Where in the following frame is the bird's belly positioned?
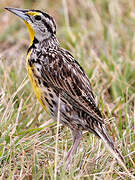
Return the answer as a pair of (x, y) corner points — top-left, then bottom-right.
(26, 55), (90, 130)
(26, 66), (89, 130)
(26, 65), (89, 130)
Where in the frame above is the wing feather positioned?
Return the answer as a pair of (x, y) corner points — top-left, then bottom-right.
(40, 48), (104, 124)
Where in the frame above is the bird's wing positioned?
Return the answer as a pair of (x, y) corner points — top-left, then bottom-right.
(40, 48), (104, 124)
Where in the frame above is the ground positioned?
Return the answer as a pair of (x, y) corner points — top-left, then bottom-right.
(0, 0), (135, 179)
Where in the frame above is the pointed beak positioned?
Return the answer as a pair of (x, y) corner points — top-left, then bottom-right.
(5, 7), (29, 22)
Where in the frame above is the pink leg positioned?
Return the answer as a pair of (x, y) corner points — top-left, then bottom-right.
(66, 130), (82, 170)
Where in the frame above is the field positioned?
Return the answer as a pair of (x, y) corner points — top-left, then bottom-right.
(0, 0), (135, 179)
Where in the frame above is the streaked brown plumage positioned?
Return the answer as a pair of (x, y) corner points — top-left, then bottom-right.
(5, 7), (124, 169)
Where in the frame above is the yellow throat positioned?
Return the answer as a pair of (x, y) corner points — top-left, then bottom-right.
(24, 21), (35, 45)
(24, 12), (41, 45)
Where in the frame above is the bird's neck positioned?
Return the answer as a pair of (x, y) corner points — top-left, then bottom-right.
(27, 35), (59, 54)
(39, 35), (59, 49)
(27, 37), (39, 54)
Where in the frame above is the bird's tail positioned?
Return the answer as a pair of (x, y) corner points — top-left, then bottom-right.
(94, 123), (135, 179)
(94, 123), (124, 163)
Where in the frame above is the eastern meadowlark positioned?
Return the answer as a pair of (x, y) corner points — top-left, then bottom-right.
(5, 7), (124, 169)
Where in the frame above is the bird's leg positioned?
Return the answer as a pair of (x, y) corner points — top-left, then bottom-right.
(66, 130), (82, 170)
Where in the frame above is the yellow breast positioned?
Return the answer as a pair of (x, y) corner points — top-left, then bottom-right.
(26, 50), (49, 113)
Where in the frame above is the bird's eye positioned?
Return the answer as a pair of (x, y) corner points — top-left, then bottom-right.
(35, 15), (41, 21)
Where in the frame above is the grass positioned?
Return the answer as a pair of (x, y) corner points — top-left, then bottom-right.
(0, 0), (135, 179)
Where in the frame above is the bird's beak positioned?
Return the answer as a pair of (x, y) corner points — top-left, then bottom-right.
(5, 7), (29, 22)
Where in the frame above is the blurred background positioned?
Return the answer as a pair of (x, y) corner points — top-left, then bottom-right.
(0, 0), (135, 179)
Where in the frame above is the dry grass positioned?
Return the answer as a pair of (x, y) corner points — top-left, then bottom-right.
(0, 0), (135, 179)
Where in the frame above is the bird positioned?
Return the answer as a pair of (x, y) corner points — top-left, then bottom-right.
(5, 7), (124, 169)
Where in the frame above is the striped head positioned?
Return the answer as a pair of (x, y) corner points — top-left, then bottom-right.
(5, 7), (56, 42)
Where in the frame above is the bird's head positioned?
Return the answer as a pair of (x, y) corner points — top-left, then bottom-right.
(5, 7), (56, 43)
